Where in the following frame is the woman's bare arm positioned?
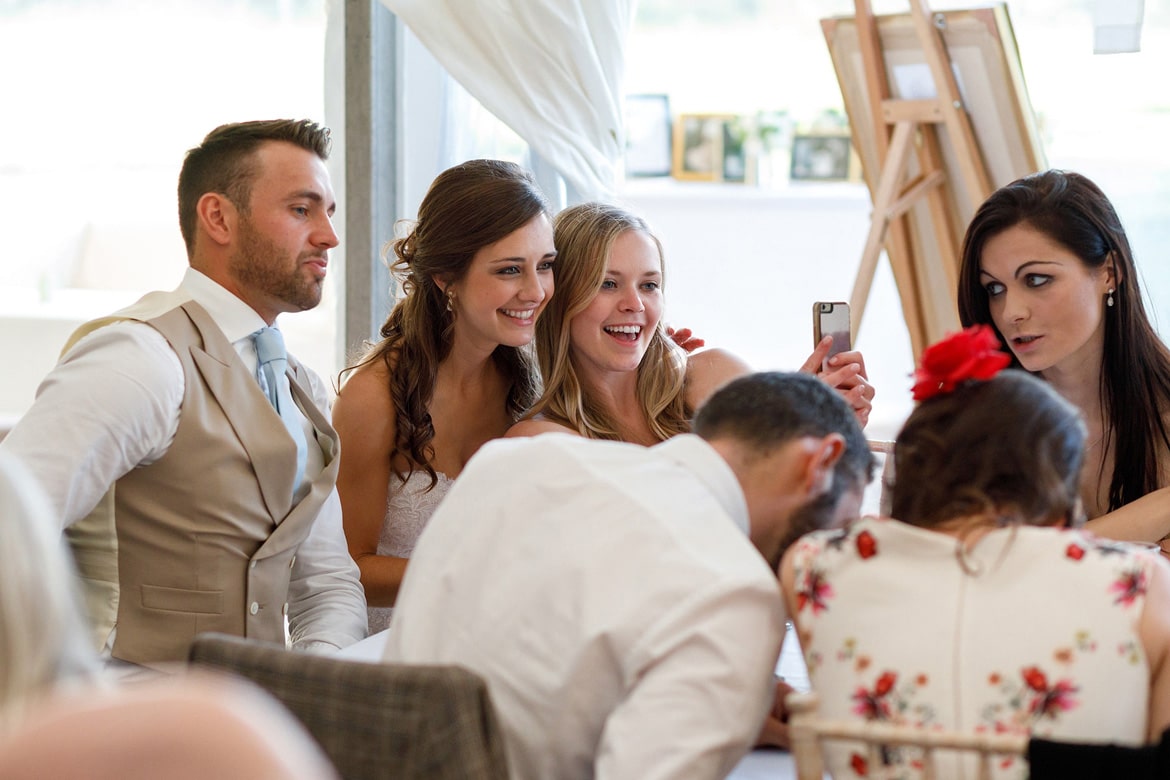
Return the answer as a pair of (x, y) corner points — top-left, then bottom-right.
(1083, 488), (1170, 544)
(332, 361), (408, 608)
(1141, 555), (1170, 740)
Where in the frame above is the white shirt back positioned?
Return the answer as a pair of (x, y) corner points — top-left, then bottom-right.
(385, 433), (786, 780)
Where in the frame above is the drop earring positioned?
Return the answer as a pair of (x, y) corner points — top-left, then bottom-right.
(446, 289), (456, 312)
(1107, 288), (1115, 308)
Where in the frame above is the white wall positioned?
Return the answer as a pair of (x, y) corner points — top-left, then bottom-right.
(619, 178), (915, 441)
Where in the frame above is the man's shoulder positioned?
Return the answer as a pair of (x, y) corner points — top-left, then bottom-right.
(61, 290), (187, 356)
(472, 433), (647, 473)
(114, 289), (192, 321)
(443, 435), (653, 516)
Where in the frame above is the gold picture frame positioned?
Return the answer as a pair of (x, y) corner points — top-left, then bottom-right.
(790, 134), (857, 182)
(671, 113), (735, 182)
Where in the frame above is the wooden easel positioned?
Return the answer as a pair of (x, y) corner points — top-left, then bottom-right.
(847, 0), (994, 358)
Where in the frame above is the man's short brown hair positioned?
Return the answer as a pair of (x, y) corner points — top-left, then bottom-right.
(176, 119), (331, 255)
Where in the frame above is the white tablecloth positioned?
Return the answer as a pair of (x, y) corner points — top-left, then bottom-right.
(339, 623), (809, 779)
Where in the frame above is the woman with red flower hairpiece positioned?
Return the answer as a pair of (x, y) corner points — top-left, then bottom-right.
(910, 324), (1012, 401)
(957, 170), (1170, 549)
(779, 330), (1170, 779)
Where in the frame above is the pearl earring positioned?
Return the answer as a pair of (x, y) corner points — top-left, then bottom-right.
(446, 289), (455, 312)
(1107, 288), (1115, 308)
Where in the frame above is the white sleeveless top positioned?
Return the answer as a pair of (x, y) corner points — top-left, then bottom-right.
(367, 469), (455, 634)
(789, 516), (1155, 780)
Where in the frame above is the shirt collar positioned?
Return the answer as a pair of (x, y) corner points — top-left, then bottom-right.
(652, 434), (750, 536)
(179, 268), (269, 344)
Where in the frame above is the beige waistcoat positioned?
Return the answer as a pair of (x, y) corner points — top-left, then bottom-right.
(64, 299), (339, 666)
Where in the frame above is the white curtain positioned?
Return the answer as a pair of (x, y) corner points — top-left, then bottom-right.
(381, 0), (634, 202)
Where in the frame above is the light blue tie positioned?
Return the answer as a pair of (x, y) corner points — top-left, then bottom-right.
(253, 326), (307, 500)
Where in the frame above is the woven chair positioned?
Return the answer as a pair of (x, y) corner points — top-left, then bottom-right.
(188, 632), (509, 780)
(787, 690), (1027, 780)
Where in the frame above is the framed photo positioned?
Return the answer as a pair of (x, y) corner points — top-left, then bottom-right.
(623, 93), (673, 177)
(721, 120), (747, 183)
(672, 113), (734, 182)
(789, 134), (854, 181)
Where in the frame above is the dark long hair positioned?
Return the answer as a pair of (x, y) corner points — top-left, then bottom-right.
(342, 159), (549, 487)
(957, 169), (1170, 511)
(891, 371), (1085, 528)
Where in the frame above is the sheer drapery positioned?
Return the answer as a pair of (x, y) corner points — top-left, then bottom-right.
(381, 0), (634, 202)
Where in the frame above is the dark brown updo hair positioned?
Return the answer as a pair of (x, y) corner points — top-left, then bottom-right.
(891, 371), (1086, 529)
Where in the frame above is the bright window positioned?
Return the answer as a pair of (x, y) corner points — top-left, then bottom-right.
(0, 0), (332, 418)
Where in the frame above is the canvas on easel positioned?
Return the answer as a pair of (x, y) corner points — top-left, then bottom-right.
(822, 1), (1045, 357)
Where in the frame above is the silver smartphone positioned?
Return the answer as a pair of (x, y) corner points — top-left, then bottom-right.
(813, 301), (851, 358)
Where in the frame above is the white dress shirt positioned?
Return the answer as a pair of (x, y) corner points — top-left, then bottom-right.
(0, 268), (366, 653)
(384, 433), (786, 780)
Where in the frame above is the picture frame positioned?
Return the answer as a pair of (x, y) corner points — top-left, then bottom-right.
(823, 5), (1044, 218)
(623, 93), (673, 178)
(789, 134), (854, 182)
(721, 119), (748, 183)
(672, 113), (734, 182)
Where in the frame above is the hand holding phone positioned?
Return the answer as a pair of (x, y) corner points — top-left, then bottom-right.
(813, 301), (851, 358)
(810, 300), (872, 427)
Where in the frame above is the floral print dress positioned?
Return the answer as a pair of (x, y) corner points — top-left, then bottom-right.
(790, 516), (1155, 779)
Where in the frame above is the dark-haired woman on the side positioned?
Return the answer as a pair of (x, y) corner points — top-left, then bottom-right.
(957, 169), (1170, 547)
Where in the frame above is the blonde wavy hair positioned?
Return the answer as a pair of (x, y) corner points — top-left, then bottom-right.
(0, 453), (97, 732)
(524, 202), (689, 441)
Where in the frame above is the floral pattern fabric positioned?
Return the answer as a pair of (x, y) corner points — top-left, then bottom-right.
(791, 517), (1154, 780)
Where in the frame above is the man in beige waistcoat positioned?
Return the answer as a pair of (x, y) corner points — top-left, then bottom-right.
(0, 119), (367, 669)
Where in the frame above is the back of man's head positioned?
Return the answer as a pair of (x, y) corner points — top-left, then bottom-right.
(693, 372), (874, 525)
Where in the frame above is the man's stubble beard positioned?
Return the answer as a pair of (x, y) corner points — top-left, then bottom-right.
(768, 492), (845, 573)
(230, 216), (324, 314)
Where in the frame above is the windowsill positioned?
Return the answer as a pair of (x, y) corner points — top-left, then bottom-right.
(617, 175), (870, 205)
(0, 284), (340, 418)
(0, 286), (144, 320)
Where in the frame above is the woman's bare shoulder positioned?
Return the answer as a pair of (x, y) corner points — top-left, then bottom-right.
(504, 417), (579, 439)
(333, 355), (396, 434)
(685, 348), (753, 409)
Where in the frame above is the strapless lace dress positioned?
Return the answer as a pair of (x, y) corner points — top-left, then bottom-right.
(367, 469), (455, 634)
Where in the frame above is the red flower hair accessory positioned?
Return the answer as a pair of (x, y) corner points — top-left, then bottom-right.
(911, 325), (1011, 401)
